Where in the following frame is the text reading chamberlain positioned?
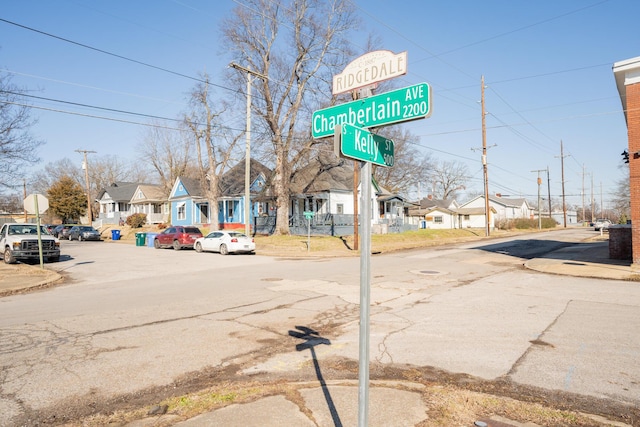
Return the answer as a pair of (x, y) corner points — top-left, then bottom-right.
(312, 83), (431, 139)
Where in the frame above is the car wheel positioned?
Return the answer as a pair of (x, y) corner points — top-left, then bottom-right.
(219, 244), (228, 255)
(4, 248), (16, 264)
(154, 239), (161, 249)
(195, 242), (203, 253)
(78, 235), (83, 242)
(173, 240), (181, 251)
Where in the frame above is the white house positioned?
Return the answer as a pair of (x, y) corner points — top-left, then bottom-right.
(461, 194), (532, 227)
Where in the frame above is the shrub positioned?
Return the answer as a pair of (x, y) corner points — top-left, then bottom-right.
(126, 213), (147, 228)
(498, 218), (557, 230)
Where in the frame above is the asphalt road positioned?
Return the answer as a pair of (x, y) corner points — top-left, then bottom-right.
(1, 228), (639, 426)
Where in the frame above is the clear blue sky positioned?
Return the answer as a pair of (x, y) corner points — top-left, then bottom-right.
(2, 0), (638, 212)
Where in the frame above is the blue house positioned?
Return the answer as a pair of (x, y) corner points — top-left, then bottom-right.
(168, 159), (273, 228)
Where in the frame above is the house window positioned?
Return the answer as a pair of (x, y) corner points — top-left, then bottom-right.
(228, 202), (234, 218)
(434, 216), (443, 224)
(464, 215), (470, 220)
(177, 203), (186, 220)
(336, 203), (344, 214)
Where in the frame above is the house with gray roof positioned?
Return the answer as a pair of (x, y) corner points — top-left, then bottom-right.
(460, 194), (532, 228)
(168, 159), (273, 228)
(96, 182), (168, 225)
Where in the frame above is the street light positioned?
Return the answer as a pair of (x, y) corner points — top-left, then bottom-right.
(230, 62), (267, 236)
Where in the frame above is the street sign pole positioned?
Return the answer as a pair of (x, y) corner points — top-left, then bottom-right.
(358, 159), (371, 427)
(34, 194), (44, 268)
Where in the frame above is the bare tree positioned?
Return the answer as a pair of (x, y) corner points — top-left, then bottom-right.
(137, 121), (196, 196)
(31, 155), (154, 218)
(185, 73), (241, 230)
(372, 127), (433, 197)
(89, 155), (151, 195)
(0, 73), (43, 191)
(222, 0), (358, 234)
(31, 158), (83, 195)
(612, 167), (630, 222)
(429, 160), (471, 200)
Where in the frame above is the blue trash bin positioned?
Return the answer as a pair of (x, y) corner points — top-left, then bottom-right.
(111, 229), (121, 241)
(146, 232), (158, 248)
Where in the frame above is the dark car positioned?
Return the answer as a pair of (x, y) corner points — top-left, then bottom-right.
(154, 226), (203, 250)
(52, 224), (74, 240)
(68, 225), (101, 241)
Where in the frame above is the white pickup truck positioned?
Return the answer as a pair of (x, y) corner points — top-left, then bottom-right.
(1, 223), (61, 264)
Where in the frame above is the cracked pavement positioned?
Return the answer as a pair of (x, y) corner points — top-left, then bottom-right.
(1, 229), (639, 425)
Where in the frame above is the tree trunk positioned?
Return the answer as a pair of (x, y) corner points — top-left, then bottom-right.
(274, 155), (290, 235)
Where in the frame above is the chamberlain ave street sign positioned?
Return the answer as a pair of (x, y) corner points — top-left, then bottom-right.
(312, 82), (431, 139)
(335, 124), (394, 167)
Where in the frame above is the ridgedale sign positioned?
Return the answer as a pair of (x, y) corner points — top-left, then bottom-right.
(332, 50), (407, 95)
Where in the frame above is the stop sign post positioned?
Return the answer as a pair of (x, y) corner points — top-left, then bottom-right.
(24, 194), (49, 215)
(23, 194), (49, 268)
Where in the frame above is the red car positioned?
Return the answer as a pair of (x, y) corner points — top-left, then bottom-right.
(154, 226), (203, 250)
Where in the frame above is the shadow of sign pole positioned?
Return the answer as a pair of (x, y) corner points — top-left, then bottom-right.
(289, 326), (342, 427)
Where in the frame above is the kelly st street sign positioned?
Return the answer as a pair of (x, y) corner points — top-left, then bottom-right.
(334, 124), (394, 167)
(312, 82), (431, 139)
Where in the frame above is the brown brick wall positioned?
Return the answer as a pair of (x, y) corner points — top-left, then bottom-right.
(628, 83), (640, 264)
(609, 225), (632, 260)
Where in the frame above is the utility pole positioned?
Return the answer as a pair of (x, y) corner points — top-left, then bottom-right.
(591, 173), (595, 222)
(546, 166), (552, 218)
(481, 76), (490, 236)
(76, 149), (96, 224)
(558, 141), (567, 228)
(230, 62), (267, 236)
(582, 164), (586, 224)
(532, 169), (545, 229)
(23, 179), (27, 223)
(600, 181), (604, 220)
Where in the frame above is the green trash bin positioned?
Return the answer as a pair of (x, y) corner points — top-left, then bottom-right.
(135, 232), (147, 247)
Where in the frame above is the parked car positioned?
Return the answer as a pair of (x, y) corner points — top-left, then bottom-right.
(594, 219), (612, 231)
(68, 226), (101, 241)
(194, 230), (255, 255)
(1, 223), (60, 264)
(43, 224), (56, 235)
(52, 224), (75, 240)
(154, 226), (203, 250)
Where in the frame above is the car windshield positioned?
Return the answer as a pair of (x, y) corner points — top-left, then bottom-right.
(79, 226), (94, 231)
(8, 225), (49, 235)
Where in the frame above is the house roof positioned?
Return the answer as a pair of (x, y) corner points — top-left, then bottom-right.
(220, 158), (273, 197)
(461, 194), (530, 209)
(290, 155), (354, 194)
(171, 159), (273, 200)
(408, 206), (456, 217)
(176, 176), (206, 199)
(457, 206), (497, 215)
(130, 184), (166, 204)
(417, 197), (457, 210)
(97, 182), (140, 202)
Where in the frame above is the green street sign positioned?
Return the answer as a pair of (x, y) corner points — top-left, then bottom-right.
(312, 82), (431, 139)
(335, 124), (394, 167)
